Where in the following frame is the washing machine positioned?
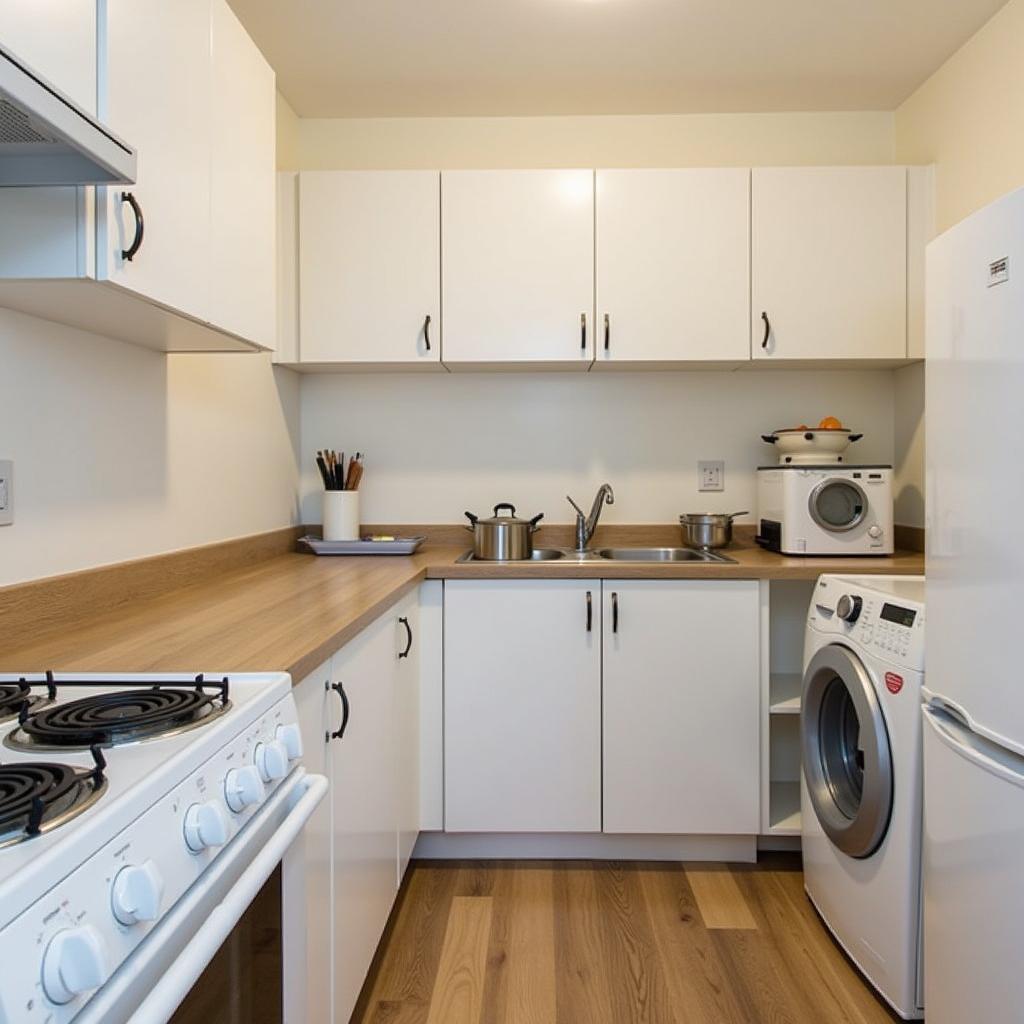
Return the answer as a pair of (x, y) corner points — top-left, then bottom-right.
(801, 574), (926, 1020)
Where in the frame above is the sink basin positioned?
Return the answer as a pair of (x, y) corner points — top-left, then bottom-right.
(456, 547), (565, 563)
(594, 547), (735, 563)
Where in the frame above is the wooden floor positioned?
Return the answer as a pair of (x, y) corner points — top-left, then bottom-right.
(352, 856), (903, 1024)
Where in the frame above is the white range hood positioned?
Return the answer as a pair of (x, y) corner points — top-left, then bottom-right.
(0, 42), (135, 186)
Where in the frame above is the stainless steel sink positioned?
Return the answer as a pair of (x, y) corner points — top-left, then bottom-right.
(456, 546), (735, 564)
(594, 546), (735, 563)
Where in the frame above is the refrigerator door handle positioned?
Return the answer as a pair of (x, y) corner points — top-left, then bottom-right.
(924, 706), (1024, 790)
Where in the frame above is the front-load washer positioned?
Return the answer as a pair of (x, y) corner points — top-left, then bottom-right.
(757, 465), (894, 555)
(801, 574), (926, 1020)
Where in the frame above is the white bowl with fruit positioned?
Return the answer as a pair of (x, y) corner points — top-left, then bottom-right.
(761, 417), (863, 464)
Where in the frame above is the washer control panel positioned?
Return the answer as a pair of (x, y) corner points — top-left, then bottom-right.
(810, 576), (925, 672)
(0, 693), (302, 1022)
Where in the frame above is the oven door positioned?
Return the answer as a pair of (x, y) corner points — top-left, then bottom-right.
(76, 769), (327, 1024)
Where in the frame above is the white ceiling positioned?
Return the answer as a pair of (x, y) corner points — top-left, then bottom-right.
(230, 0), (1007, 118)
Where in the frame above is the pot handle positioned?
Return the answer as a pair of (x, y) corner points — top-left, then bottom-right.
(529, 512), (545, 531)
(761, 434), (778, 444)
(492, 503), (517, 517)
(464, 511), (478, 532)
(727, 511), (750, 519)
(848, 433), (863, 443)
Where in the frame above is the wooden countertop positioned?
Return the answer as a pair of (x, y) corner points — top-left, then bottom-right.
(0, 528), (923, 684)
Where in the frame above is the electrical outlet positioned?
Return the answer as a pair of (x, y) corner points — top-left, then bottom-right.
(698, 460), (724, 492)
(0, 460), (12, 526)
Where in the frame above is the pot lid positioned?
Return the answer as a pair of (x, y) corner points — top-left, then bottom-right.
(466, 503), (544, 527)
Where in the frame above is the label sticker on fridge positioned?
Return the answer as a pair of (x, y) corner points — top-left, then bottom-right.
(988, 257), (1009, 287)
(885, 672), (904, 694)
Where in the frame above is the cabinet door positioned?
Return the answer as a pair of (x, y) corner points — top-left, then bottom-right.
(441, 170), (594, 367)
(596, 169), (750, 365)
(98, 0), (211, 320)
(393, 592), (420, 883)
(3, 0), (96, 112)
(603, 581), (760, 834)
(331, 613), (398, 1024)
(444, 580), (601, 831)
(208, 0), (276, 347)
(752, 166), (907, 360)
(283, 662), (333, 1024)
(299, 171), (441, 365)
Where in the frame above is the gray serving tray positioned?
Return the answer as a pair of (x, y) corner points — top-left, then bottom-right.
(300, 535), (426, 556)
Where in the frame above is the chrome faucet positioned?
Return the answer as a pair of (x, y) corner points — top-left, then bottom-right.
(567, 483), (615, 552)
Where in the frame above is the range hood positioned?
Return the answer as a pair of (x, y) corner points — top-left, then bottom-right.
(0, 43), (136, 186)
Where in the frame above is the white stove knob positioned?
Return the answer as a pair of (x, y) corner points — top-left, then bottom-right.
(42, 925), (107, 1004)
(276, 722), (303, 761)
(868, 525), (883, 539)
(224, 765), (265, 813)
(184, 800), (229, 852)
(255, 740), (289, 782)
(111, 859), (165, 926)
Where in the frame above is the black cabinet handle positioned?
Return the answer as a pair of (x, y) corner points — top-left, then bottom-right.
(612, 591), (619, 634)
(580, 312), (587, 351)
(330, 681), (350, 740)
(586, 591), (593, 633)
(423, 314), (431, 351)
(604, 313), (610, 352)
(398, 616), (413, 658)
(761, 311), (771, 350)
(120, 191), (144, 262)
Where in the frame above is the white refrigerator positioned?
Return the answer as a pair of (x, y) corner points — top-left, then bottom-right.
(923, 185), (1024, 1022)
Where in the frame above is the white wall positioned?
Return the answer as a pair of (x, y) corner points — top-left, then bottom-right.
(300, 370), (895, 526)
(0, 310), (301, 587)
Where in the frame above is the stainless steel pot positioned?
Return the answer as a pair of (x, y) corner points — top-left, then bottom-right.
(464, 503), (544, 560)
(679, 511), (748, 550)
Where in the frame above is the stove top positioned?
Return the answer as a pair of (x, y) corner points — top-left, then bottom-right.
(5, 676), (230, 751)
(0, 680), (54, 724)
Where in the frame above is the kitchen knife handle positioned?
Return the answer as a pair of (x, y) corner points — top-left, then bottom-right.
(612, 591), (619, 634)
(398, 616), (413, 658)
(761, 310), (771, 350)
(330, 681), (350, 741)
(423, 314), (431, 351)
(586, 591), (593, 633)
(604, 313), (610, 352)
(120, 191), (145, 262)
(581, 312), (587, 352)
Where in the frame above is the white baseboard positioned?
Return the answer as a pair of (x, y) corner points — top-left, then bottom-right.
(411, 831), (758, 862)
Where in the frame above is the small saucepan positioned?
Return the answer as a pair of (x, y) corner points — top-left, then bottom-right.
(679, 511), (748, 551)
(464, 503), (545, 560)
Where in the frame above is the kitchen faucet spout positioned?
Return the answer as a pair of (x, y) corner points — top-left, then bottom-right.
(567, 483), (615, 552)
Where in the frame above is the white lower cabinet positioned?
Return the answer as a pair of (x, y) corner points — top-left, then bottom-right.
(602, 581), (761, 834)
(443, 579), (602, 831)
(286, 592), (422, 1024)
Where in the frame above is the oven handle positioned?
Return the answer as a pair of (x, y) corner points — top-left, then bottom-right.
(123, 770), (328, 1024)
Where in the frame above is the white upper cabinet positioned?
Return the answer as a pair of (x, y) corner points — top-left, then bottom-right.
(441, 170), (595, 369)
(596, 169), (751, 366)
(99, 0), (212, 322)
(208, 0), (276, 347)
(297, 171), (440, 366)
(751, 166), (908, 361)
(444, 580), (602, 831)
(602, 581), (761, 835)
(3, 0), (96, 112)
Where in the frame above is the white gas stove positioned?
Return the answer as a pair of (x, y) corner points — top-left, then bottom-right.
(0, 672), (326, 1024)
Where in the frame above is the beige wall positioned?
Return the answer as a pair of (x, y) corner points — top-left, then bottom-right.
(276, 91), (300, 170)
(896, 0), (1024, 234)
(297, 111), (895, 169)
(0, 311), (301, 587)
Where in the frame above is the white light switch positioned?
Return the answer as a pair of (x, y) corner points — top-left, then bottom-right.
(698, 460), (724, 492)
(0, 460), (12, 526)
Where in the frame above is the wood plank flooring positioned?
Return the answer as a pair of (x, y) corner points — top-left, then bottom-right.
(353, 856), (903, 1024)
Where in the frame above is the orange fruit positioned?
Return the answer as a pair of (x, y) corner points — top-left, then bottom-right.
(818, 416), (843, 430)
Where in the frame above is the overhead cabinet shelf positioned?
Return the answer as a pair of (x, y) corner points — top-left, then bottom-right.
(0, 0), (276, 353)
(277, 165), (931, 371)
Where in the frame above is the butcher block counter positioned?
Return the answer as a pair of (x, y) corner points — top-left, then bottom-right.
(0, 525), (924, 684)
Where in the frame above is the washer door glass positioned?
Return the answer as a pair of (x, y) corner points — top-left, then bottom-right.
(802, 644), (893, 858)
(809, 479), (867, 533)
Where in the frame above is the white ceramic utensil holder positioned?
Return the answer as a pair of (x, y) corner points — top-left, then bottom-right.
(323, 491), (360, 542)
